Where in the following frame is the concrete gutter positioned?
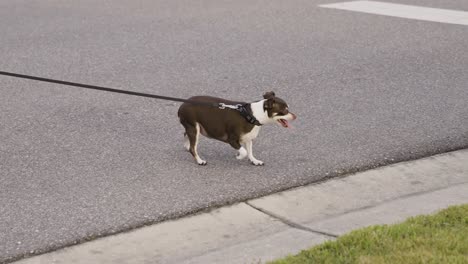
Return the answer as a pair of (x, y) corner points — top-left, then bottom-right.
(14, 149), (468, 264)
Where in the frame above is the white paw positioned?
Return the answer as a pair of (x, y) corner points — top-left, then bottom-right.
(250, 159), (264, 166)
(197, 160), (207, 166)
(236, 148), (247, 160)
(184, 140), (190, 151)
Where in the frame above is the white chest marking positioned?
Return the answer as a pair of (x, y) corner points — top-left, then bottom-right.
(240, 126), (261, 143)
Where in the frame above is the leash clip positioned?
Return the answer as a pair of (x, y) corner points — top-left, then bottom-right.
(218, 103), (242, 110)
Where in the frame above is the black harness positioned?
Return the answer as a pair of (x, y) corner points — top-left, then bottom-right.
(238, 104), (262, 126)
(219, 103), (262, 126)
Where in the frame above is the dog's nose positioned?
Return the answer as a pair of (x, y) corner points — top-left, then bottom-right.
(291, 113), (297, 120)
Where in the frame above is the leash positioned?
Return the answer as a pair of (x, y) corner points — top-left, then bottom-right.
(0, 70), (262, 126)
(0, 70), (218, 107)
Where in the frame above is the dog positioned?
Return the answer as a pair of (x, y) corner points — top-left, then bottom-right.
(177, 91), (296, 165)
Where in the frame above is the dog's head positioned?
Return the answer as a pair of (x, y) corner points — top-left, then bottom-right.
(263, 91), (297, 128)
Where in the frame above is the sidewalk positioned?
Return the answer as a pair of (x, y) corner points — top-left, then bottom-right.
(15, 149), (468, 264)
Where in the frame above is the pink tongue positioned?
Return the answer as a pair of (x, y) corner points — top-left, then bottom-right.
(283, 119), (294, 129)
(282, 120), (289, 128)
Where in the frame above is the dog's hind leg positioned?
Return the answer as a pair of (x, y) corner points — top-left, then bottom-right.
(185, 123), (207, 165)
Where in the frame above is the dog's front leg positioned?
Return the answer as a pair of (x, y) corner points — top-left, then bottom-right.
(236, 147), (248, 160)
(245, 140), (264, 166)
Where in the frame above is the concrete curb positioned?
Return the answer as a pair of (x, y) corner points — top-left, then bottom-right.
(15, 149), (468, 264)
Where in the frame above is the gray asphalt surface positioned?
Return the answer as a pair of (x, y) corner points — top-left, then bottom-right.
(1, 0), (467, 262)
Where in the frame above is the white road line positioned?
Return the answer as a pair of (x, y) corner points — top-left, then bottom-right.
(320, 1), (468, 26)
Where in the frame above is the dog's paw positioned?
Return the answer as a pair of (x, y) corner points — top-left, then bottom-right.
(236, 148), (247, 160)
(197, 160), (207, 166)
(184, 142), (190, 152)
(250, 159), (264, 166)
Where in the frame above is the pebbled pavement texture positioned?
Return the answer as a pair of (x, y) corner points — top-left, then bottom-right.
(1, 0), (468, 262)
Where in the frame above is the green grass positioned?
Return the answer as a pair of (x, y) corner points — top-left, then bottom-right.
(270, 204), (468, 264)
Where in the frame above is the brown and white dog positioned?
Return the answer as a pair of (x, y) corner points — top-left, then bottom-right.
(177, 91), (296, 165)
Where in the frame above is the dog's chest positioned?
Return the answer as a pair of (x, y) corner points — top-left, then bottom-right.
(240, 126), (261, 143)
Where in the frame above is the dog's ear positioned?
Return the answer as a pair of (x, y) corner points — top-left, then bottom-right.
(264, 95), (276, 110)
(265, 98), (275, 109)
(263, 91), (276, 99)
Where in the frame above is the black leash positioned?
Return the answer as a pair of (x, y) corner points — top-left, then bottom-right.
(0, 70), (218, 107)
(0, 70), (263, 126)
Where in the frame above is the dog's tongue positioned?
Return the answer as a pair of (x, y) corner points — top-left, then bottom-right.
(280, 119), (290, 128)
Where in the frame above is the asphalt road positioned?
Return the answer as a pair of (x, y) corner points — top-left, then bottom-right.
(1, 0), (467, 262)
